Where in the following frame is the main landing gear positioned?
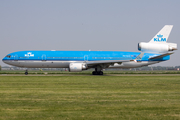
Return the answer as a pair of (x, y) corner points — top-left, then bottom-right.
(92, 71), (103, 75)
(25, 69), (28, 75)
(92, 68), (103, 75)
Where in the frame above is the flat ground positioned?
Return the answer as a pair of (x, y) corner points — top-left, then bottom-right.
(0, 76), (180, 120)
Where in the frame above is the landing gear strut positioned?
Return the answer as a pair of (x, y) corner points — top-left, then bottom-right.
(25, 69), (28, 75)
(92, 68), (103, 75)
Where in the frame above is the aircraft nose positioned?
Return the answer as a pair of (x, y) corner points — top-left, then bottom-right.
(2, 57), (6, 63)
(2, 56), (10, 63)
(2, 57), (12, 65)
(2, 54), (14, 65)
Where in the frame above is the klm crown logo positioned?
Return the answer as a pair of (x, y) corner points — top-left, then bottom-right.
(25, 52), (34, 57)
(154, 34), (166, 42)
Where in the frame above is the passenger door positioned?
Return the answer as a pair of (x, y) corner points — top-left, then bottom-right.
(42, 54), (46, 61)
(84, 55), (88, 62)
(14, 55), (18, 61)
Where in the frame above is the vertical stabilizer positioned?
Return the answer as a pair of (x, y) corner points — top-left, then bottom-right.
(149, 25), (173, 43)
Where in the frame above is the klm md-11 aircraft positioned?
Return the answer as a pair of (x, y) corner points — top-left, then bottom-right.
(2, 25), (177, 75)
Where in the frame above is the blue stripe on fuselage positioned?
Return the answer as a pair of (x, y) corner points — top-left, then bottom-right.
(2, 50), (169, 62)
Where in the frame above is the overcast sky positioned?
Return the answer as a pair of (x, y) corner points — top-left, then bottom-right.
(0, 0), (180, 66)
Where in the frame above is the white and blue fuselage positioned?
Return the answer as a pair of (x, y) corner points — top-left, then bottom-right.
(2, 50), (167, 68)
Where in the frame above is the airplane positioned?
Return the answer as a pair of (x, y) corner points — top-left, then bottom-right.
(2, 25), (177, 75)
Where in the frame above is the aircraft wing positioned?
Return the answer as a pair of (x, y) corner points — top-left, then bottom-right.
(86, 52), (144, 66)
(86, 52), (174, 65)
(149, 52), (174, 60)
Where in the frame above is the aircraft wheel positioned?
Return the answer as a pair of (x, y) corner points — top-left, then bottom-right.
(99, 71), (103, 75)
(25, 71), (28, 75)
(92, 71), (95, 75)
(92, 71), (98, 75)
(92, 71), (103, 75)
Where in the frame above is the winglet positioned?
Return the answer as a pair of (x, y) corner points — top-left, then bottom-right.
(133, 52), (144, 62)
(135, 52), (144, 60)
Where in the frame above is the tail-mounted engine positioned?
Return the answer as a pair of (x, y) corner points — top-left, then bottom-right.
(138, 42), (177, 53)
(69, 63), (88, 72)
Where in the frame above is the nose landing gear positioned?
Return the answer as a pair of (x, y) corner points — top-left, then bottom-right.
(25, 70), (28, 75)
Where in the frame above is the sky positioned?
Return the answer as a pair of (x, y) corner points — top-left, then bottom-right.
(0, 0), (180, 67)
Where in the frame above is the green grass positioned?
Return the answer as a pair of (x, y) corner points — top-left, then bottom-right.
(0, 76), (180, 120)
(1, 70), (180, 74)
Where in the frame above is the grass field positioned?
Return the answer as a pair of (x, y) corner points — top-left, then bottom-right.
(0, 76), (180, 120)
(1, 70), (180, 75)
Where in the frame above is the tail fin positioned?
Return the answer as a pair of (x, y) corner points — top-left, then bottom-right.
(149, 25), (173, 43)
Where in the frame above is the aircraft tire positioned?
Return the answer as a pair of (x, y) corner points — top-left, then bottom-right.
(92, 71), (103, 75)
(92, 71), (98, 75)
(99, 71), (103, 75)
(92, 71), (95, 75)
(25, 72), (28, 75)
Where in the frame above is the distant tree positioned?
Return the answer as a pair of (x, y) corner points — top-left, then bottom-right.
(0, 65), (1, 71)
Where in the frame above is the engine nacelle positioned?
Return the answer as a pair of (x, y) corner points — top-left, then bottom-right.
(138, 42), (177, 53)
(69, 63), (88, 72)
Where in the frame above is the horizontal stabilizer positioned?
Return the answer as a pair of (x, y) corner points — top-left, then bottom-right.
(149, 52), (174, 60)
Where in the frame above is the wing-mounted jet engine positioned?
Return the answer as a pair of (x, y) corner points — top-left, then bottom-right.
(138, 25), (177, 53)
(69, 63), (88, 72)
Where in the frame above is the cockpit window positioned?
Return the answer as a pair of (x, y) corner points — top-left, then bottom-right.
(6, 55), (11, 58)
